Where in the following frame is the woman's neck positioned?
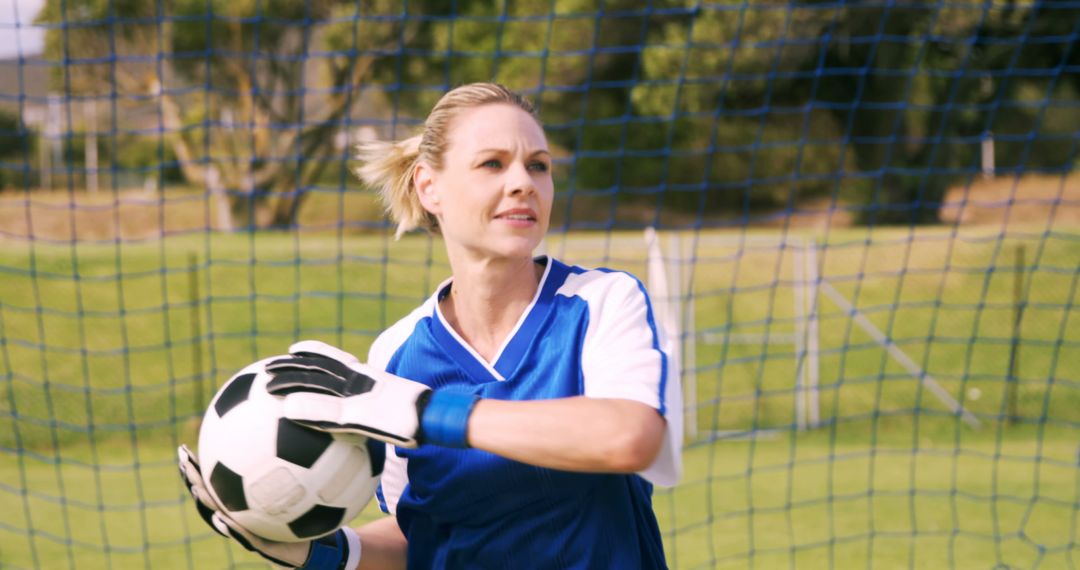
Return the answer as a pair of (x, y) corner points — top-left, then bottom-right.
(440, 254), (544, 363)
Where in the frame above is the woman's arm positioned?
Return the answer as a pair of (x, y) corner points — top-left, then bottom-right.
(355, 516), (407, 570)
(267, 343), (670, 472)
(466, 397), (665, 473)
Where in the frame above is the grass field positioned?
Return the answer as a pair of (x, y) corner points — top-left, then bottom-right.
(2, 425), (1077, 569)
(1, 220), (1079, 568)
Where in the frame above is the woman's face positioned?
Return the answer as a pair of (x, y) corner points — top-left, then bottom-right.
(416, 103), (554, 263)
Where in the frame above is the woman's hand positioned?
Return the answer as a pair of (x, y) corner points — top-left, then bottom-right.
(177, 444), (360, 569)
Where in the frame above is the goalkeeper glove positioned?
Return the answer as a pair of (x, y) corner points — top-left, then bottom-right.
(264, 340), (479, 449)
(177, 445), (360, 570)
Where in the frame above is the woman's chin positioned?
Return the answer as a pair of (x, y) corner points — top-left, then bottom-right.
(449, 232), (546, 262)
(489, 235), (545, 258)
(480, 245), (543, 263)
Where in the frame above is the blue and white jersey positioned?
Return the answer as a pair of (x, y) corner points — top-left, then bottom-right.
(368, 257), (682, 569)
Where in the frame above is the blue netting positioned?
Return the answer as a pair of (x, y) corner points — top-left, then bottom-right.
(0, 1), (1078, 568)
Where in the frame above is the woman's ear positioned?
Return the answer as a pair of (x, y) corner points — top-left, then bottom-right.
(413, 161), (442, 215)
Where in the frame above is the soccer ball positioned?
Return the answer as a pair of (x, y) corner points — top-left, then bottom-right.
(197, 356), (384, 542)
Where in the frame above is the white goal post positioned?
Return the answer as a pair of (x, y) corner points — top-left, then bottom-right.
(644, 230), (822, 439)
(642, 229), (980, 438)
(542, 229), (980, 441)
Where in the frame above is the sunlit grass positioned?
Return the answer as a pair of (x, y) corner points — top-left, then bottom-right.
(1, 224), (1078, 568)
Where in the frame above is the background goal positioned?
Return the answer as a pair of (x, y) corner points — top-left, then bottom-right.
(1, 1), (1078, 568)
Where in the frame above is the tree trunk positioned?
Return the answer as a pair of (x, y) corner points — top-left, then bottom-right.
(269, 192), (301, 230)
(228, 182), (275, 231)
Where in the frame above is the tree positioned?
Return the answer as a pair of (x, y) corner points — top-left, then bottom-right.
(378, 0), (681, 227)
(39, 0), (418, 229)
(814, 2), (984, 225)
(632, 1), (847, 221)
(971, 0), (1080, 176)
(37, 0), (669, 229)
(634, 0), (1071, 225)
(0, 108), (35, 190)
(38, 0), (1069, 228)
(816, 1), (1080, 224)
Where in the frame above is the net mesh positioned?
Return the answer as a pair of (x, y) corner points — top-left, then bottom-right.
(0, 1), (1078, 568)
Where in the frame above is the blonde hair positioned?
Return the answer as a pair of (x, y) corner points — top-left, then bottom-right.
(354, 83), (538, 238)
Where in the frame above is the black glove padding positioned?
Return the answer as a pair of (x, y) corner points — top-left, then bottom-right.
(264, 340), (432, 448)
(177, 444), (312, 568)
(265, 355), (376, 397)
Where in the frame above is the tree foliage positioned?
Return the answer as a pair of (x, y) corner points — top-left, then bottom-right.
(39, 0), (417, 228)
(0, 108), (35, 189)
(37, 0), (1078, 228)
(630, 0), (1078, 225)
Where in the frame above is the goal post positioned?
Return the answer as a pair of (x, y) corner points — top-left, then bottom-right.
(645, 230), (823, 439)
(2, 1), (1077, 568)
(792, 238), (821, 432)
(645, 229), (982, 438)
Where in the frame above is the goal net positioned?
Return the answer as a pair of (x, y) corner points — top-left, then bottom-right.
(1, 1), (1078, 568)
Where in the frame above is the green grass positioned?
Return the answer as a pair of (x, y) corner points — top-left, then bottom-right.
(1, 226), (1079, 568)
(1, 427), (1076, 569)
(656, 426), (1080, 569)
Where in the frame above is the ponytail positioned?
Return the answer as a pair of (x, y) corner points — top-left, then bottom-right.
(354, 135), (434, 239)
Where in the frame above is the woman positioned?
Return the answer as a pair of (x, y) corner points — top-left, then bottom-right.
(179, 82), (682, 569)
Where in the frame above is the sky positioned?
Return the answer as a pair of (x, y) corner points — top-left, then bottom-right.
(1, 0), (46, 59)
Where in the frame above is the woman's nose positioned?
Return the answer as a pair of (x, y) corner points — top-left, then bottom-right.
(507, 162), (535, 196)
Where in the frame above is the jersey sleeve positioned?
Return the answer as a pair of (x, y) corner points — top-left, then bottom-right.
(367, 308), (429, 515)
(578, 271), (683, 487)
(374, 445), (408, 515)
(369, 324), (410, 515)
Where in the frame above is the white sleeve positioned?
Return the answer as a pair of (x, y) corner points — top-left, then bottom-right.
(367, 312), (427, 515)
(374, 445), (408, 515)
(576, 271), (683, 487)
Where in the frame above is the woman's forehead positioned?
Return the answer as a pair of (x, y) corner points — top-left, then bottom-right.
(447, 104), (547, 153)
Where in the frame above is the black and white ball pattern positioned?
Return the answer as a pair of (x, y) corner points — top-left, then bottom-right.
(198, 356), (384, 542)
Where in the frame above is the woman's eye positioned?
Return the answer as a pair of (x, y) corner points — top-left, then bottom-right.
(528, 162), (549, 173)
(481, 159), (502, 169)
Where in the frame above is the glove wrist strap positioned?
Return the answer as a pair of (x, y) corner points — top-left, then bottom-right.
(301, 527), (360, 570)
(421, 391), (480, 448)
